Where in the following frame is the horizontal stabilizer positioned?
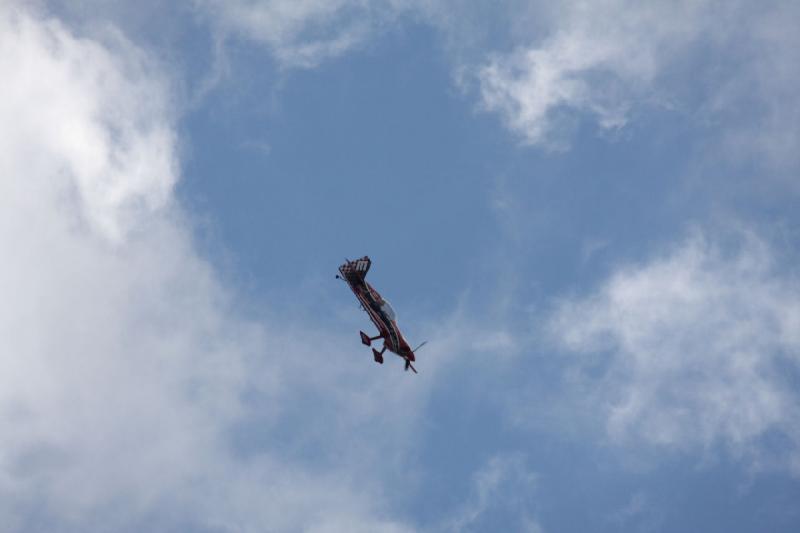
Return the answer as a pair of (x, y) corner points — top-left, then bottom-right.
(338, 256), (371, 280)
(360, 331), (372, 346)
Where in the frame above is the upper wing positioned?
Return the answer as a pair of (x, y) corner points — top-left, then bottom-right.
(338, 256), (371, 281)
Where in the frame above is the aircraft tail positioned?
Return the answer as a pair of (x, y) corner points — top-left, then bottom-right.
(338, 256), (371, 280)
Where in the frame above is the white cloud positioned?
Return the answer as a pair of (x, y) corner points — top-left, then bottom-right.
(195, 0), (381, 68)
(0, 4), (422, 531)
(60, 0), (799, 170)
(0, 4), (177, 243)
(441, 453), (541, 533)
(476, 0), (713, 147)
(704, 2), (800, 174)
(606, 492), (663, 533)
(476, 0), (800, 158)
(549, 229), (800, 471)
(191, 0), (532, 72)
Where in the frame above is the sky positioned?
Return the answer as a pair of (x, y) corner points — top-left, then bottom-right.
(1, 0), (800, 532)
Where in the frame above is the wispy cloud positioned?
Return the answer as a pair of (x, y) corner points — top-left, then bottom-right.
(55, 0), (800, 171)
(194, 0), (382, 69)
(704, 2), (800, 175)
(548, 227), (800, 471)
(475, 0), (713, 147)
(441, 453), (541, 533)
(475, 0), (800, 162)
(607, 492), (663, 533)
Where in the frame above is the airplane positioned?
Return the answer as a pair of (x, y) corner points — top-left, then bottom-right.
(337, 256), (425, 373)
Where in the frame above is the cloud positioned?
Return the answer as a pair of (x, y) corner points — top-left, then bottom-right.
(475, 0), (800, 158)
(704, 1), (800, 174)
(191, 0), (536, 71)
(475, 0), (710, 147)
(194, 0), (384, 68)
(0, 3), (177, 243)
(0, 4), (423, 531)
(64, 0), (798, 170)
(548, 228), (800, 471)
(442, 453), (541, 533)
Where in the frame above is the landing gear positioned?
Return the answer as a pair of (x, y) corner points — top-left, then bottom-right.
(360, 331), (381, 346)
(372, 347), (385, 364)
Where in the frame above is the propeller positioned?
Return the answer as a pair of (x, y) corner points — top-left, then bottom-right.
(403, 341), (426, 373)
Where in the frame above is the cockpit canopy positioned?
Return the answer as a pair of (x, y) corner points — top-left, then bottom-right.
(380, 300), (397, 321)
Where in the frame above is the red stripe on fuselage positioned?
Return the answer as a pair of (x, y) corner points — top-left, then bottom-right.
(345, 277), (404, 355)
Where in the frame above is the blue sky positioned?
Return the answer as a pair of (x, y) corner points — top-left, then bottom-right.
(2, 1), (800, 532)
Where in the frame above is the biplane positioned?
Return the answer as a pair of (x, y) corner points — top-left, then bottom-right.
(337, 256), (424, 373)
